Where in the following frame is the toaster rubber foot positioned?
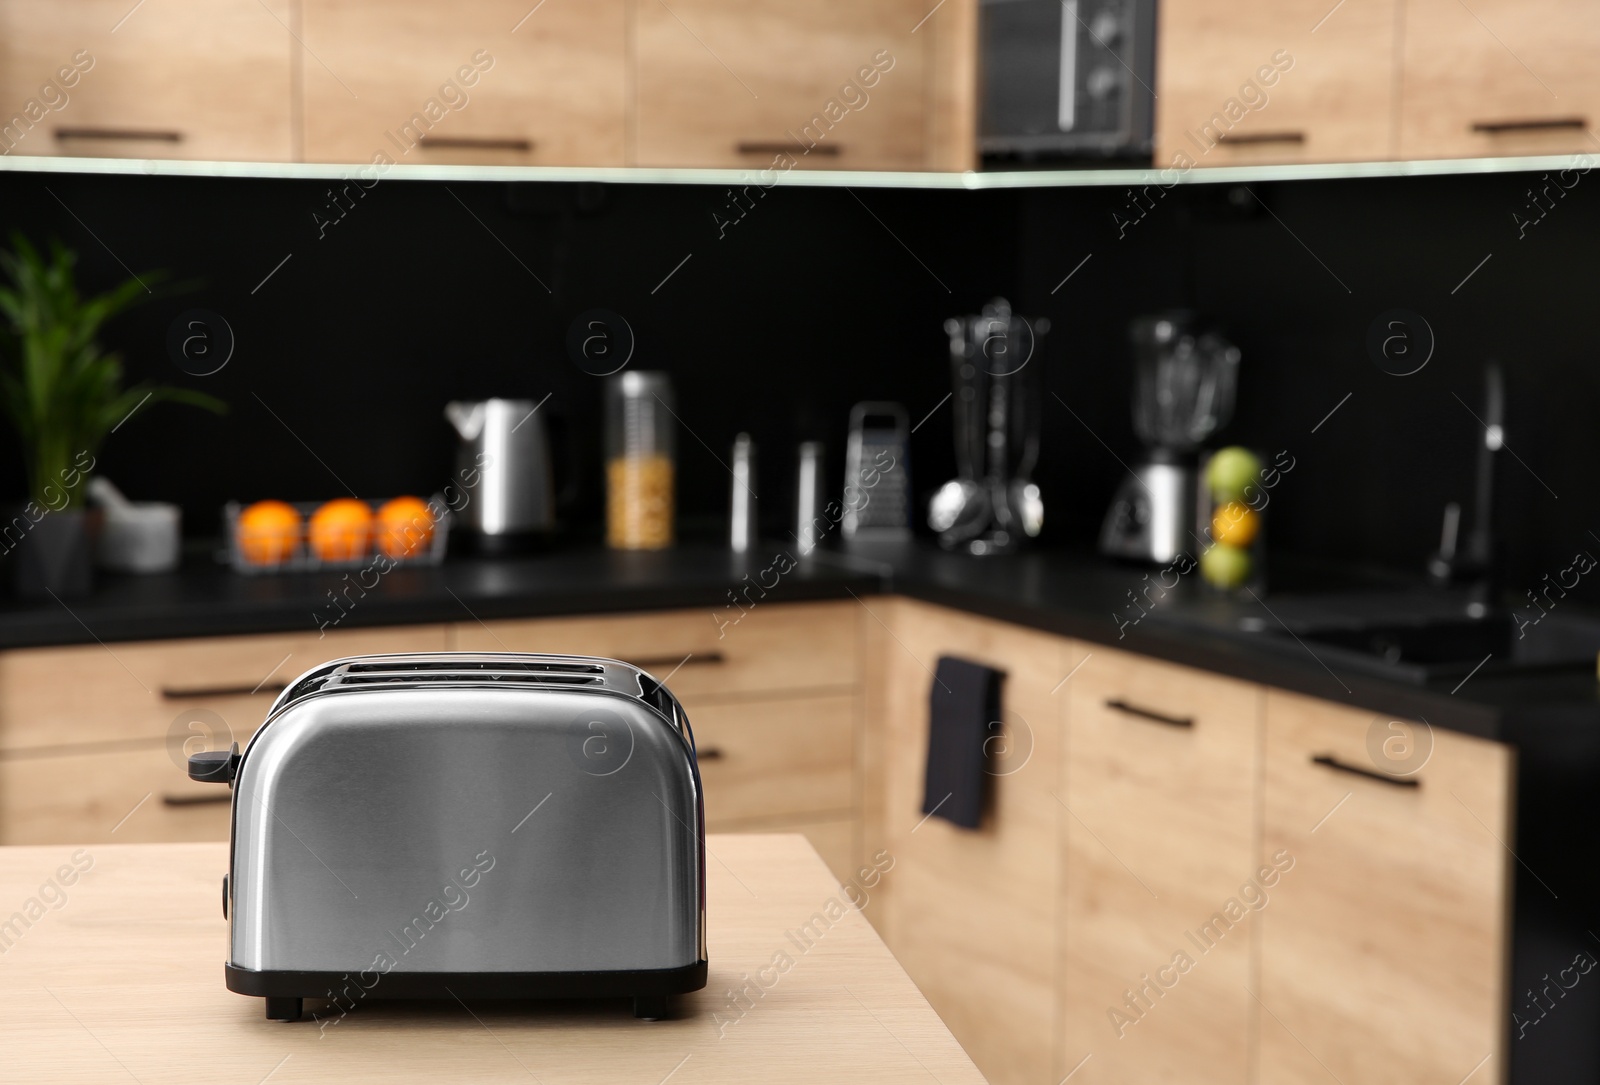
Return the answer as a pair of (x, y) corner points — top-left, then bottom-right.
(264, 997), (302, 1022)
(633, 995), (669, 1020)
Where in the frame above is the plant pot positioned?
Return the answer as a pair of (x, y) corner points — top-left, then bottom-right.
(7, 506), (93, 599)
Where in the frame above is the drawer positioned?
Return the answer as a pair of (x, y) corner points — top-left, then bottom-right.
(0, 743), (232, 844)
(692, 694), (855, 824)
(455, 601), (860, 705)
(0, 625), (449, 752)
(1259, 690), (1513, 1085)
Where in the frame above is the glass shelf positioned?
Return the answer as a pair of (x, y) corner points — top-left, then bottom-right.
(0, 151), (1585, 190)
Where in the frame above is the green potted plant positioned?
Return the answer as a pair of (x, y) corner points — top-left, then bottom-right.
(0, 233), (224, 599)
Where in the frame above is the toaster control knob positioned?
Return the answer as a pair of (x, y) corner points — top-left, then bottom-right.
(188, 742), (240, 784)
(222, 875), (229, 919)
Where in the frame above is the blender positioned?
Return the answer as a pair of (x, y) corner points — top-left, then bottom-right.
(1098, 312), (1240, 563)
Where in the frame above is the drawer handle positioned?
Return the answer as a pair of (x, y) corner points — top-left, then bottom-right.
(161, 792), (233, 807)
(1471, 117), (1587, 134)
(698, 746), (726, 761)
(55, 127), (183, 142)
(1104, 699), (1193, 728)
(418, 135), (533, 152)
(161, 682), (286, 700)
(628, 652), (726, 669)
(736, 140), (841, 156)
(1217, 130), (1306, 146)
(1310, 754), (1420, 788)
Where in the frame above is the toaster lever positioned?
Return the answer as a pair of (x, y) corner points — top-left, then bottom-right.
(188, 742), (241, 784)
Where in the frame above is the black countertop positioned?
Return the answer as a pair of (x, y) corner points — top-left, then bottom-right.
(4, 539), (1597, 743)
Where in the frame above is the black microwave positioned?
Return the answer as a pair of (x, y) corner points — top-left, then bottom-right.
(979, 0), (1157, 161)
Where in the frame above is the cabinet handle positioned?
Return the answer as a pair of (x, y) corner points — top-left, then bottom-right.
(161, 792), (233, 807)
(1471, 117), (1587, 134)
(161, 683), (286, 700)
(1104, 699), (1193, 728)
(735, 140), (841, 157)
(417, 135), (533, 152)
(628, 652), (726, 669)
(1310, 754), (1420, 788)
(1216, 130), (1306, 146)
(55, 127), (182, 142)
(697, 746), (725, 761)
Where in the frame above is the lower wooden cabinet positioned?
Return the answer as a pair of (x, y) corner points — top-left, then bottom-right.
(1060, 647), (1262, 1084)
(690, 694), (855, 825)
(864, 599), (1069, 1085)
(1258, 690), (1514, 1085)
(0, 742), (231, 844)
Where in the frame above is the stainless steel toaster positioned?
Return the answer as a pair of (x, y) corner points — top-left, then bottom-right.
(187, 652), (707, 1023)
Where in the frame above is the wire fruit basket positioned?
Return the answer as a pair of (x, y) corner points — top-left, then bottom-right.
(224, 496), (451, 575)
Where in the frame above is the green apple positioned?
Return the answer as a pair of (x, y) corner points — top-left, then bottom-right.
(1205, 446), (1262, 502)
(1201, 543), (1252, 589)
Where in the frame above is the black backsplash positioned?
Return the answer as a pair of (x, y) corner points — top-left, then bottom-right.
(0, 162), (1593, 593)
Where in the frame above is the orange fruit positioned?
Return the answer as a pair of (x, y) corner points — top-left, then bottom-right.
(308, 498), (374, 561)
(376, 495), (435, 559)
(1211, 501), (1260, 547)
(237, 500), (301, 565)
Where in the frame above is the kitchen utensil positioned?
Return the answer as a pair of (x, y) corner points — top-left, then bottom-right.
(1099, 312), (1240, 563)
(444, 397), (558, 554)
(794, 441), (825, 555)
(842, 402), (911, 542)
(729, 433), (758, 553)
(930, 298), (1049, 555)
(606, 372), (676, 550)
(87, 477), (181, 573)
(187, 651), (708, 1022)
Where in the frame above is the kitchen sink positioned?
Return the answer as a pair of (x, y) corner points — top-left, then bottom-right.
(1287, 612), (1600, 679)
(1155, 590), (1600, 684)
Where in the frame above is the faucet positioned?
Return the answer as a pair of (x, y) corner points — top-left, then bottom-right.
(1427, 362), (1502, 613)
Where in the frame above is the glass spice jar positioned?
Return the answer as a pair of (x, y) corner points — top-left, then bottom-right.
(605, 371), (675, 549)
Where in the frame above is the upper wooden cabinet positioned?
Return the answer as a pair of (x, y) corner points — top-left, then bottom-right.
(1060, 648), (1261, 1085)
(300, 0), (627, 166)
(1399, 0), (1600, 160)
(1154, 0), (1399, 167)
(1258, 690), (1513, 1085)
(633, 0), (946, 171)
(0, 0), (293, 161)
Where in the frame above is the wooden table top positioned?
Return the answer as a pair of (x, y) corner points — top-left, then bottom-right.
(0, 834), (983, 1084)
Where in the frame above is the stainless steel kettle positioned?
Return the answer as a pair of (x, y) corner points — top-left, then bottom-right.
(445, 398), (557, 553)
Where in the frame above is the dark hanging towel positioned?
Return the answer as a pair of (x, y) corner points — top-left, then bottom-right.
(921, 656), (1004, 830)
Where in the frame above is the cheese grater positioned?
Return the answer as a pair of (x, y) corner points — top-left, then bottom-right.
(842, 402), (911, 541)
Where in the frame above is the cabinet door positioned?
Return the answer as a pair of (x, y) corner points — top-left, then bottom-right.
(1154, 0), (1398, 166)
(634, 0), (928, 170)
(1400, 0), (1600, 160)
(0, 625), (449, 752)
(453, 601), (860, 709)
(1259, 690), (1513, 1085)
(0, 0), (293, 161)
(691, 694), (856, 825)
(1060, 648), (1260, 1084)
(0, 742), (231, 844)
(863, 599), (1068, 1085)
(301, 0), (625, 166)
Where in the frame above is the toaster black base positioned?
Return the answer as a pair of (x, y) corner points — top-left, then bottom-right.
(226, 961), (708, 1022)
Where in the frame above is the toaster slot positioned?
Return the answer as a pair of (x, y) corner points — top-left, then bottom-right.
(327, 671), (604, 687)
(342, 658), (605, 675)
